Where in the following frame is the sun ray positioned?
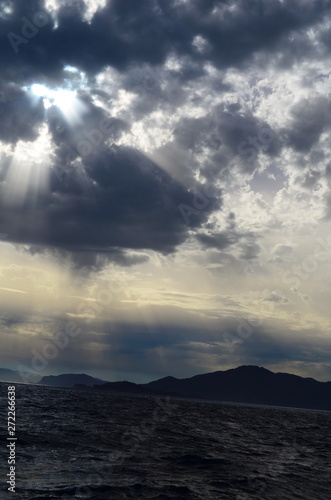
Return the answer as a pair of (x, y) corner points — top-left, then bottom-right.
(2, 125), (52, 207)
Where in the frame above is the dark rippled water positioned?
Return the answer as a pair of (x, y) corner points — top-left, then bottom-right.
(0, 382), (330, 499)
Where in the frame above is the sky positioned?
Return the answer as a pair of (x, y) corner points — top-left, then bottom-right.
(1, 0), (331, 384)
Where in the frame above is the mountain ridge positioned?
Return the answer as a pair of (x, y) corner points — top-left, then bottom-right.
(1, 365), (331, 410)
(86, 365), (331, 411)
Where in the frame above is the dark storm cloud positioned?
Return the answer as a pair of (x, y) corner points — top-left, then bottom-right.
(1, 0), (330, 86)
(0, 0), (329, 152)
(1, 0), (331, 268)
(187, 0), (331, 69)
(0, 145), (220, 258)
(173, 104), (280, 182)
(0, 24), (222, 266)
(0, 84), (44, 144)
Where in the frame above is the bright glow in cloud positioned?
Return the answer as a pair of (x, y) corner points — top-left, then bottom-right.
(30, 84), (86, 125)
(31, 83), (74, 109)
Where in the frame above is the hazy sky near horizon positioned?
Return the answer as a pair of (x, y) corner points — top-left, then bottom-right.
(1, 0), (331, 383)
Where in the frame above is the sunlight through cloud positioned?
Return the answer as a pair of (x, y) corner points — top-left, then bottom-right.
(30, 84), (87, 126)
(3, 125), (52, 207)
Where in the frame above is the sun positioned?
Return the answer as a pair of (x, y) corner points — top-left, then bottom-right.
(31, 83), (74, 108)
(30, 84), (87, 126)
(3, 82), (89, 206)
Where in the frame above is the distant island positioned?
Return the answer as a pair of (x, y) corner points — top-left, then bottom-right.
(38, 373), (106, 388)
(0, 369), (107, 387)
(1, 365), (331, 411)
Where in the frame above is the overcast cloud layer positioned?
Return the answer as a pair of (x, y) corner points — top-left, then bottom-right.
(1, 0), (331, 382)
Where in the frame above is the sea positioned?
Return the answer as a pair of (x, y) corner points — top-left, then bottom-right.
(0, 382), (330, 499)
